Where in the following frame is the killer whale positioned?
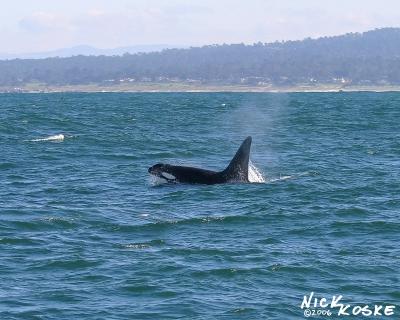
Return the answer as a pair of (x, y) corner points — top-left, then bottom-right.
(148, 136), (252, 185)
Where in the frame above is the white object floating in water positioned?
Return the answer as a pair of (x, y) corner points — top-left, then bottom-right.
(30, 134), (65, 142)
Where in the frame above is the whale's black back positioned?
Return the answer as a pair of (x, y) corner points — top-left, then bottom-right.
(148, 136), (252, 184)
(161, 166), (225, 184)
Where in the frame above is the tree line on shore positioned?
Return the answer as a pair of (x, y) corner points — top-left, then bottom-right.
(1, 28), (400, 86)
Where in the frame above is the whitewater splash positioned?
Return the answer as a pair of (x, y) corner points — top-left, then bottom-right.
(248, 161), (309, 183)
(267, 175), (294, 182)
(149, 175), (169, 186)
(29, 134), (65, 142)
(248, 161), (266, 183)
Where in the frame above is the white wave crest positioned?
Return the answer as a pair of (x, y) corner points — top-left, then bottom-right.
(267, 171), (315, 183)
(267, 175), (294, 183)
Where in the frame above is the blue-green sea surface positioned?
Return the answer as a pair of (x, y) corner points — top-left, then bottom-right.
(0, 92), (399, 319)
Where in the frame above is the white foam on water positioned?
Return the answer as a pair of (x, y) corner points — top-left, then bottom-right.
(267, 175), (294, 183)
(148, 175), (168, 186)
(266, 171), (315, 183)
(248, 162), (313, 184)
(29, 134), (65, 142)
(124, 243), (150, 249)
(248, 161), (266, 183)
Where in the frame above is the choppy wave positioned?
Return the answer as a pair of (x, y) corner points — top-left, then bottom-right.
(2, 92), (399, 319)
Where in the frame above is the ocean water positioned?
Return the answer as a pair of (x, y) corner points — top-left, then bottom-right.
(0, 92), (399, 319)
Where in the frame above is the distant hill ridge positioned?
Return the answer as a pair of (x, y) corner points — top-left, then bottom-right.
(1, 28), (400, 86)
(0, 44), (184, 60)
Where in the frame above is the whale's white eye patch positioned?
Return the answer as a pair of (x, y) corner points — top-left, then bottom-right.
(161, 172), (176, 180)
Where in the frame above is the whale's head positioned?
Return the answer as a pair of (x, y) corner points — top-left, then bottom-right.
(148, 163), (177, 182)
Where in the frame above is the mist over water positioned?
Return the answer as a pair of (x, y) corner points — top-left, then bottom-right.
(1, 92), (399, 319)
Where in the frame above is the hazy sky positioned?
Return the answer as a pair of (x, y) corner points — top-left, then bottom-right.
(1, 0), (400, 53)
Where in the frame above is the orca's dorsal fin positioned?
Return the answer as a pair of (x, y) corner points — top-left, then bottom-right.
(222, 136), (252, 182)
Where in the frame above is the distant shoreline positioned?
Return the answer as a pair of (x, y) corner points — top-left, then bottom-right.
(2, 83), (400, 93)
